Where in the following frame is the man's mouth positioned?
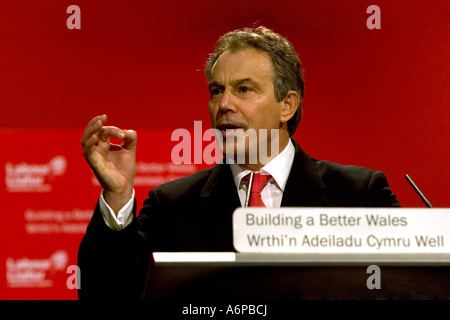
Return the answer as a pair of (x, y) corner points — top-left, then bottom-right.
(216, 124), (245, 137)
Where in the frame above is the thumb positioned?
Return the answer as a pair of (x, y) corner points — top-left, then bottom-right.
(122, 130), (137, 150)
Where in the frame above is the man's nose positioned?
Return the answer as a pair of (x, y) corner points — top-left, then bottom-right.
(218, 89), (237, 112)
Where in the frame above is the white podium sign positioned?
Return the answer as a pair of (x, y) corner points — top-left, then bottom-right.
(233, 208), (450, 253)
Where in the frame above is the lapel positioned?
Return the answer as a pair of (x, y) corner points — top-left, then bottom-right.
(281, 140), (330, 207)
(197, 163), (240, 251)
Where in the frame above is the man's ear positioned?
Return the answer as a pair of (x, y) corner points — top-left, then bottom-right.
(280, 90), (300, 124)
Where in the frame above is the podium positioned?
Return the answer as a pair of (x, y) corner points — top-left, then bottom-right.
(143, 208), (450, 300)
(143, 252), (450, 300)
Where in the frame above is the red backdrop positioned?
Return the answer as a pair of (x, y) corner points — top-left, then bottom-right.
(1, 0), (449, 299)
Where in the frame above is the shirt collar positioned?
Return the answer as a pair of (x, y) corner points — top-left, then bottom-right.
(230, 139), (295, 191)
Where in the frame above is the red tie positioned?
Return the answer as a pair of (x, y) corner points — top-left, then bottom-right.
(243, 173), (272, 207)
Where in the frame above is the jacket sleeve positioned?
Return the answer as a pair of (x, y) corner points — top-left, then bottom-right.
(366, 171), (401, 207)
(77, 200), (145, 300)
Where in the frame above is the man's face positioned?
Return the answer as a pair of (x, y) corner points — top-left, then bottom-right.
(208, 48), (288, 166)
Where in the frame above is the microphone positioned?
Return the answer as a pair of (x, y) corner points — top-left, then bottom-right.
(405, 174), (433, 208)
(244, 171), (254, 208)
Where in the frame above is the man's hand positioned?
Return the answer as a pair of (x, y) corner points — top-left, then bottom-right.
(81, 114), (137, 214)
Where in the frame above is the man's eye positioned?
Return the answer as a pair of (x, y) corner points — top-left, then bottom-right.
(210, 88), (222, 96)
(238, 86), (251, 93)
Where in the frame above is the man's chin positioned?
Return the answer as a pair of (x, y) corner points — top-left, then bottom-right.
(220, 143), (257, 165)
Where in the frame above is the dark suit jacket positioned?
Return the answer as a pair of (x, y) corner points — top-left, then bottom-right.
(77, 140), (400, 300)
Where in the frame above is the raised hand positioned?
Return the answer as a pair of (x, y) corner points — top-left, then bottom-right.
(81, 114), (137, 214)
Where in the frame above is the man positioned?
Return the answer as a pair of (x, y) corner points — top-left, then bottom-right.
(78, 26), (400, 300)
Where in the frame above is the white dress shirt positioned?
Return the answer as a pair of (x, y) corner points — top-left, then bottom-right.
(230, 139), (295, 208)
(99, 139), (295, 230)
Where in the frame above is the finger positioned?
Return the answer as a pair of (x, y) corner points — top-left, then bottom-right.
(84, 115), (107, 136)
(81, 121), (101, 145)
(87, 114), (107, 128)
(99, 126), (126, 142)
(122, 130), (137, 150)
(81, 115), (107, 145)
(82, 132), (100, 154)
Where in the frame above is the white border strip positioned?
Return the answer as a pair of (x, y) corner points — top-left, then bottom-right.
(153, 252), (236, 263)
